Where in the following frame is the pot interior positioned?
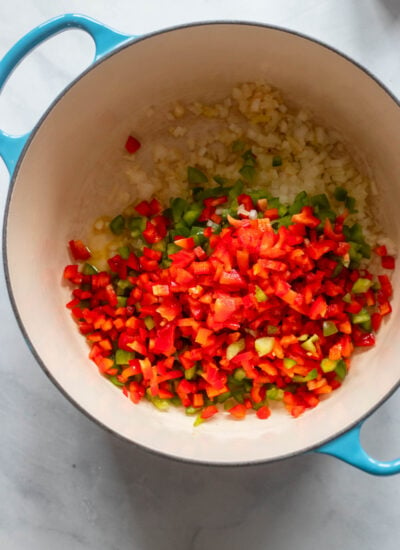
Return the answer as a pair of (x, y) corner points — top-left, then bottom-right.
(5, 23), (400, 464)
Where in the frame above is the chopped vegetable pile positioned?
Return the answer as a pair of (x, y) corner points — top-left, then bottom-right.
(64, 141), (394, 425)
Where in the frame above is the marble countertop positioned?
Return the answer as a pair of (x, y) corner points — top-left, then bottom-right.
(1, 1), (400, 549)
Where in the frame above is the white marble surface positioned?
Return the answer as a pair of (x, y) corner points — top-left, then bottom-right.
(1, 1), (400, 549)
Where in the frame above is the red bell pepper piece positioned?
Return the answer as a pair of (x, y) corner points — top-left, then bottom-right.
(309, 295), (327, 320)
(134, 200), (152, 217)
(153, 323), (176, 356)
(291, 206), (320, 228)
(256, 406), (271, 420)
(219, 269), (246, 288)
(381, 255), (395, 270)
(143, 220), (161, 244)
(149, 198), (162, 215)
(263, 208), (279, 220)
(69, 239), (91, 261)
(374, 245), (387, 257)
(371, 312), (382, 332)
(125, 135), (141, 154)
(237, 194), (254, 211)
(200, 405), (218, 420)
(228, 404), (247, 419)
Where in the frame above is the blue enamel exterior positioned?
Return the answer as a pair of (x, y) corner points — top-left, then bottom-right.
(0, 13), (131, 176)
(0, 14), (398, 475)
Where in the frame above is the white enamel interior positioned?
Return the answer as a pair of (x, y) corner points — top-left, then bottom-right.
(5, 24), (400, 464)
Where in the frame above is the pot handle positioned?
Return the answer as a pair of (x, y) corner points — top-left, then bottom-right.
(315, 421), (400, 475)
(0, 13), (132, 176)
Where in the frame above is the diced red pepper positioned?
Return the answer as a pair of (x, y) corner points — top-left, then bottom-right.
(256, 406), (271, 420)
(374, 245), (387, 257)
(135, 200), (152, 217)
(381, 255), (395, 270)
(200, 405), (218, 420)
(125, 135), (141, 154)
(69, 240), (91, 261)
(228, 404), (247, 419)
(291, 206), (320, 228)
(143, 220), (161, 244)
(153, 323), (176, 356)
(64, 188), (394, 426)
(371, 312), (382, 332)
(237, 194), (254, 211)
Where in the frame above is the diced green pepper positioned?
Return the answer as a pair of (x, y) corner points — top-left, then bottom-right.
(118, 246), (130, 259)
(267, 325), (279, 335)
(150, 396), (170, 411)
(117, 296), (127, 307)
(358, 242), (371, 259)
(174, 221), (191, 237)
(226, 339), (245, 361)
(171, 197), (188, 222)
(187, 166), (208, 185)
(323, 321), (338, 337)
(301, 334), (319, 353)
(283, 358), (296, 369)
(129, 217), (146, 231)
(266, 387), (284, 401)
(223, 397), (237, 410)
(167, 243), (181, 256)
(231, 390), (245, 404)
(255, 336), (275, 356)
(360, 318), (372, 332)
(272, 155), (282, 167)
(255, 285), (268, 303)
(352, 278), (372, 294)
(109, 214), (125, 235)
(351, 308), (371, 324)
(186, 406), (201, 415)
(232, 139), (245, 152)
(116, 279), (133, 295)
(345, 223), (364, 243)
(215, 391), (232, 403)
(82, 262), (99, 275)
(241, 149), (256, 166)
(310, 193), (331, 211)
(161, 258), (172, 268)
(239, 164), (255, 182)
(335, 359), (347, 380)
(185, 366), (197, 380)
(108, 376), (125, 387)
(115, 349), (135, 365)
(332, 262), (343, 277)
(183, 205), (203, 227)
(333, 186), (348, 201)
(233, 367), (247, 382)
(275, 215), (292, 228)
(213, 175), (228, 186)
(152, 240), (166, 253)
(321, 358), (337, 373)
(130, 228), (141, 239)
(293, 368), (318, 383)
(228, 180), (244, 200)
(345, 195), (357, 213)
(288, 191), (309, 214)
(144, 316), (155, 330)
(193, 414), (205, 426)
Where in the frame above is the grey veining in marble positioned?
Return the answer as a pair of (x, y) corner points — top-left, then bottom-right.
(1, 1), (400, 549)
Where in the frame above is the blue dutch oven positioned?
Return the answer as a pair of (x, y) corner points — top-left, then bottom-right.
(1, 14), (399, 473)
